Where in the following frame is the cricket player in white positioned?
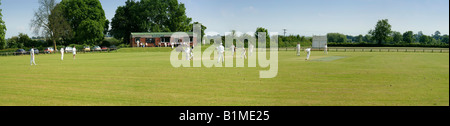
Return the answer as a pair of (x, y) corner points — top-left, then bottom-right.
(136, 40), (140, 48)
(30, 47), (37, 65)
(296, 43), (301, 56)
(60, 48), (64, 60)
(241, 46), (247, 59)
(190, 46), (194, 60)
(184, 44), (191, 60)
(305, 48), (311, 61)
(73, 46), (76, 59)
(249, 44), (254, 56)
(217, 43), (225, 63)
(324, 44), (328, 54)
(230, 44), (235, 56)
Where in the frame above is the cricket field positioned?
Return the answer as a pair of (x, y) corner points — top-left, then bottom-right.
(0, 47), (448, 106)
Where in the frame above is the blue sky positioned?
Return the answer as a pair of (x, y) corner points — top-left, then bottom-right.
(1, 0), (449, 38)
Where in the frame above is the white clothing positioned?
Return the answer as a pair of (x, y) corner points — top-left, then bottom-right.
(30, 49), (34, 57)
(241, 47), (247, 59)
(296, 44), (301, 56)
(61, 48), (64, 60)
(217, 45), (225, 63)
(305, 48), (311, 60)
(30, 49), (36, 65)
(230, 45), (235, 56)
(218, 45), (225, 53)
(185, 47), (191, 60)
(73, 48), (76, 55)
(324, 45), (328, 54)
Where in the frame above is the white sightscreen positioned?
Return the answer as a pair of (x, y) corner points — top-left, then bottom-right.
(312, 36), (327, 49)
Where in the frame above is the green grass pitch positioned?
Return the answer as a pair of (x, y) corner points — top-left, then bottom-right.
(0, 47), (448, 106)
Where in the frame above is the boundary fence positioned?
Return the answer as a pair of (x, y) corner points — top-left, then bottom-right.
(278, 47), (449, 53)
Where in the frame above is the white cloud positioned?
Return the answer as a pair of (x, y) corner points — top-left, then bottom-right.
(16, 26), (26, 32)
(243, 6), (258, 14)
(205, 31), (221, 36)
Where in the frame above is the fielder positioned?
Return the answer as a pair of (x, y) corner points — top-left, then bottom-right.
(230, 44), (235, 56)
(296, 43), (301, 56)
(136, 40), (140, 48)
(184, 45), (191, 60)
(61, 48), (64, 60)
(30, 47), (37, 65)
(241, 46), (247, 59)
(190, 46), (194, 60)
(305, 48), (311, 61)
(324, 44), (328, 54)
(217, 43), (225, 63)
(73, 46), (77, 59)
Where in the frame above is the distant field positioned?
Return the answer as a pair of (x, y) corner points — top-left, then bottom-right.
(0, 47), (448, 106)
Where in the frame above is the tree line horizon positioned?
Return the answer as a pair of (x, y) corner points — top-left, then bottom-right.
(0, 0), (448, 51)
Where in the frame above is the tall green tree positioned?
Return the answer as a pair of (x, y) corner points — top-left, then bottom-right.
(391, 31), (403, 44)
(363, 34), (373, 43)
(402, 31), (414, 44)
(7, 36), (21, 48)
(433, 31), (441, 40)
(60, 0), (107, 45)
(30, 0), (57, 49)
(6, 33), (33, 48)
(0, 0), (6, 49)
(18, 33), (32, 47)
(414, 31), (424, 42)
(356, 35), (363, 43)
(441, 35), (449, 44)
(110, 0), (193, 44)
(164, 0), (192, 32)
(369, 19), (392, 45)
(104, 19), (110, 36)
(49, 3), (72, 49)
(189, 22), (207, 41)
(255, 27), (270, 47)
(419, 35), (431, 44)
(110, 0), (137, 44)
(327, 33), (347, 43)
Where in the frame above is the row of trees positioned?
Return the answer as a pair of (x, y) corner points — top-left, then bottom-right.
(328, 31), (449, 45)
(29, 0), (108, 51)
(4, 33), (45, 49)
(110, 0), (206, 44)
(328, 19), (449, 46)
(211, 27), (311, 48)
(278, 35), (312, 47)
(4, 32), (122, 51)
(1, 1), (448, 50)
(1, 0), (202, 51)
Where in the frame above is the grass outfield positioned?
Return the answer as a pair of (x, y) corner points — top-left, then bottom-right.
(0, 47), (448, 106)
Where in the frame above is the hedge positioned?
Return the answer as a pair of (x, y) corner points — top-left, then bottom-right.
(328, 42), (449, 48)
